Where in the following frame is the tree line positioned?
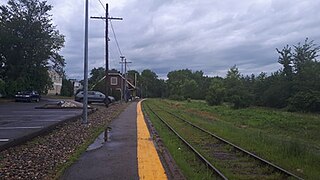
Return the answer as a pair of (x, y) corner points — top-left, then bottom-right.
(135, 39), (320, 112)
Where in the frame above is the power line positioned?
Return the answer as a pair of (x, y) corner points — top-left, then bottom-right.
(110, 20), (123, 56)
(96, 0), (124, 58)
(97, 0), (106, 11)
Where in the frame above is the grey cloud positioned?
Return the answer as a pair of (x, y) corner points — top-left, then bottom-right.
(2, 0), (320, 80)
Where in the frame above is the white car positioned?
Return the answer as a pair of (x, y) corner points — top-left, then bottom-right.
(75, 91), (108, 104)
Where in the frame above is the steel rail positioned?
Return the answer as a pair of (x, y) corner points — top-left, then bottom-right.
(144, 104), (228, 180)
(161, 107), (304, 180)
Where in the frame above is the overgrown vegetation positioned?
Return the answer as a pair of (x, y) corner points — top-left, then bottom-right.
(142, 101), (215, 179)
(60, 79), (74, 97)
(145, 99), (320, 179)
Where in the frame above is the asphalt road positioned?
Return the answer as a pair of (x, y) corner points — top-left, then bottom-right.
(0, 99), (82, 150)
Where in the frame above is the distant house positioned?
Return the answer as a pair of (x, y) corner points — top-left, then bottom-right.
(89, 69), (136, 100)
(47, 68), (62, 95)
(108, 70), (136, 100)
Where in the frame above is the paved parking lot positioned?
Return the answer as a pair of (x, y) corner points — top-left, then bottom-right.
(0, 99), (82, 150)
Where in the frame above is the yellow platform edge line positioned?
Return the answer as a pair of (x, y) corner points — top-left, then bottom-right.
(137, 100), (167, 180)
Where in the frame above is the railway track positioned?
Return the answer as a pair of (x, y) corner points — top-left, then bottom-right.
(144, 102), (303, 180)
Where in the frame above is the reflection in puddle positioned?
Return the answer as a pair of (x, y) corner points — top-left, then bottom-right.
(104, 126), (112, 142)
(86, 126), (112, 151)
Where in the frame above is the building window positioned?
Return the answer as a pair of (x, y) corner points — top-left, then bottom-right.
(111, 77), (118, 85)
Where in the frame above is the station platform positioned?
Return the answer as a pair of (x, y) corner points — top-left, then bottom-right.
(62, 101), (167, 180)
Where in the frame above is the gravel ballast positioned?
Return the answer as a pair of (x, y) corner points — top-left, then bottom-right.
(0, 103), (128, 179)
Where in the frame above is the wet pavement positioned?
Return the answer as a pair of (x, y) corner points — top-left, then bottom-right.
(0, 100), (82, 150)
(62, 102), (139, 180)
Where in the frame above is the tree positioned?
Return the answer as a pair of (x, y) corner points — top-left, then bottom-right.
(166, 69), (210, 100)
(292, 38), (319, 73)
(261, 71), (291, 108)
(288, 39), (320, 112)
(0, 0), (65, 95)
(206, 77), (225, 106)
(60, 78), (74, 97)
(292, 39), (320, 91)
(0, 79), (5, 96)
(167, 69), (193, 98)
(225, 65), (253, 108)
(252, 72), (268, 106)
(140, 69), (162, 98)
(277, 45), (293, 79)
(89, 67), (105, 89)
(127, 70), (140, 87)
(180, 79), (198, 99)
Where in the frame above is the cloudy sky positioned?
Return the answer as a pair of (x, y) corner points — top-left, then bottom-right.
(2, 0), (320, 79)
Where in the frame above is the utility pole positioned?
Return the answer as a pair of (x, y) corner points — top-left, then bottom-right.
(91, 4), (122, 104)
(82, 0), (89, 124)
(123, 58), (131, 102)
(120, 55), (125, 102)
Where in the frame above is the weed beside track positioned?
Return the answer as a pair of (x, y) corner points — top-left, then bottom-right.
(143, 99), (315, 179)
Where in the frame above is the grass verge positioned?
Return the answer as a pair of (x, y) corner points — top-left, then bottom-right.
(146, 99), (320, 179)
(142, 101), (217, 180)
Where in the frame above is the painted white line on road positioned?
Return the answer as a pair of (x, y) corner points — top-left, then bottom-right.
(0, 118), (60, 122)
(0, 139), (10, 142)
(0, 126), (43, 130)
(32, 120), (61, 122)
(0, 115), (59, 117)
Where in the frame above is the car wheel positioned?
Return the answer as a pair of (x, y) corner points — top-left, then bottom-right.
(35, 98), (40, 102)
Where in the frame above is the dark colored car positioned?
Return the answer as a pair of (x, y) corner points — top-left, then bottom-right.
(15, 91), (41, 102)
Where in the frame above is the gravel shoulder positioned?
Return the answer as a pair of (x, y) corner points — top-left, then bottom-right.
(0, 102), (128, 179)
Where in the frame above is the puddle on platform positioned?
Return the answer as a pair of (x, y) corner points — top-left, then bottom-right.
(105, 126), (112, 142)
(86, 127), (112, 151)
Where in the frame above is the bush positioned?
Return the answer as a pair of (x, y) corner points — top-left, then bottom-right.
(205, 93), (223, 106)
(0, 79), (5, 97)
(288, 91), (320, 112)
(169, 95), (185, 101)
(205, 81), (225, 106)
(229, 90), (253, 109)
(5, 80), (23, 97)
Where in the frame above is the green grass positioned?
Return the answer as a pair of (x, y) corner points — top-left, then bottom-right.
(142, 102), (217, 180)
(145, 99), (320, 179)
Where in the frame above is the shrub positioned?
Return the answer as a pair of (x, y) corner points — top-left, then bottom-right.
(205, 81), (225, 106)
(288, 91), (320, 112)
(229, 90), (253, 109)
(169, 95), (185, 101)
(0, 79), (5, 97)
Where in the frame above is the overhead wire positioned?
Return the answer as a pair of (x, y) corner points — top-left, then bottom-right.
(97, 0), (106, 11)
(96, 0), (124, 56)
(95, 0), (127, 71)
(109, 20), (123, 56)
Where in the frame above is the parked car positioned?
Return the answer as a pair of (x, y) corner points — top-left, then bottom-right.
(75, 91), (112, 105)
(15, 91), (41, 102)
